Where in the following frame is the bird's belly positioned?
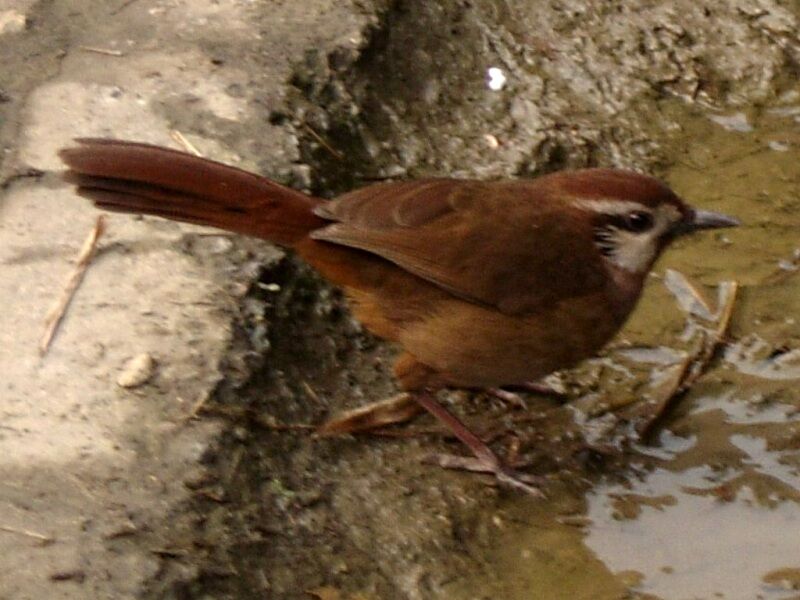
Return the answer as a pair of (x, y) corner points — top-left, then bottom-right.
(398, 295), (623, 388)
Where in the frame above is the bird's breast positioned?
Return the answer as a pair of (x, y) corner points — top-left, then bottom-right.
(397, 292), (629, 388)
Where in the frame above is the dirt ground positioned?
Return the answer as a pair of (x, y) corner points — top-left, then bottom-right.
(1, 1), (800, 599)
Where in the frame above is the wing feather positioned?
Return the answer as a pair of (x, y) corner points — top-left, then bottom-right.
(313, 178), (607, 315)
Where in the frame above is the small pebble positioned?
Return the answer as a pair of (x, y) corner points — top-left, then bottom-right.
(117, 353), (155, 388)
(484, 133), (500, 148)
(0, 10), (26, 35)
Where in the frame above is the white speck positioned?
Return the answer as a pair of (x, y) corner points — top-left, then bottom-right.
(486, 67), (507, 91)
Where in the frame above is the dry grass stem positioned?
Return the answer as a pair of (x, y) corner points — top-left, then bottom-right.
(39, 215), (106, 355)
(170, 130), (202, 156)
(302, 123), (344, 160)
(0, 524), (54, 544)
(78, 45), (124, 57)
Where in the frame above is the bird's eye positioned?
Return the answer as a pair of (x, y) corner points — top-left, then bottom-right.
(624, 211), (654, 232)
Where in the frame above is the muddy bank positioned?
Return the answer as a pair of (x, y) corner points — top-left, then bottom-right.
(154, 1), (800, 599)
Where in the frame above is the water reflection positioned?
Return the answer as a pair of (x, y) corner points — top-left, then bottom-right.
(586, 470), (799, 599)
(726, 336), (800, 381)
(585, 413), (800, 599)
(692, 390), (800, 425)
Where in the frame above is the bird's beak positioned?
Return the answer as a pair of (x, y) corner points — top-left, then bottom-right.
(691, 209), (741, 230)
(675, 208), (740, 236)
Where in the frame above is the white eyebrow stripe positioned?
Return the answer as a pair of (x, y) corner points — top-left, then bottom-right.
(572, 198), (648, 215)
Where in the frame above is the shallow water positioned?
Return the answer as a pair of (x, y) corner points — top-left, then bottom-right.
(449, 88), (800, 600)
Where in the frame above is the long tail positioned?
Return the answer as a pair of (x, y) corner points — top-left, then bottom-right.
(59, 138), (326, 246)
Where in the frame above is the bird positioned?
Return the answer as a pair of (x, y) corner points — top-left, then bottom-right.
(59, 138), (739, 494)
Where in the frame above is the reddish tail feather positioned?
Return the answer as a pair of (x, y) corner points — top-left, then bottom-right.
(59, 138), (326, 246)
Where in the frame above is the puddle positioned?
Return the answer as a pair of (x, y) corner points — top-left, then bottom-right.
(586, 464), (800, 600)
(585, 415), (800, 600)
(451, 81), (800, 600)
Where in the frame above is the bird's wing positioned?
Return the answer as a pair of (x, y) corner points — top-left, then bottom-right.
(311, 178), (608, 315)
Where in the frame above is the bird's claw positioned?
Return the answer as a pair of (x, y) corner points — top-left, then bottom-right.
(423, 452), (546, 497)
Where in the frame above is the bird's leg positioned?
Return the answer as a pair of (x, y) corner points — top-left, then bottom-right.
(414, 391), (545, 496)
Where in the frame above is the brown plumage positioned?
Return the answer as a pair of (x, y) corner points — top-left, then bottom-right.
(59, 138), (738, 491)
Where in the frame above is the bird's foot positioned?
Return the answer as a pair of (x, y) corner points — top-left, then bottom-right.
(486, 387), (527, 409)
(511, 380), (567, 398)
(414, 391), (545, 497)
(486, 381), (567, 408)
(423, 452), (546, 496)
(318, 389), (546, 496)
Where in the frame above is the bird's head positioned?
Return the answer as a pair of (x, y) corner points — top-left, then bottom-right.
(554, 169), (740, 276)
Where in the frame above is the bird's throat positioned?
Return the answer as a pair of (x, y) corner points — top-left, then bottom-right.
(606, 266), (647, 324)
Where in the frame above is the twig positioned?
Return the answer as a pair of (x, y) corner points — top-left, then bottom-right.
(302, 123), (344, 160)
(0, 524), (54, 544)
(635, 281), (738, 438)
(40, 216), (106, 355)
(170, 130), (202, 157)
(78, 46), (124, 57)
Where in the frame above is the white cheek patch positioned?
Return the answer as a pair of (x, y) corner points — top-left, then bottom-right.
(598, 204), (682, 274)
(606, 229), (659, 273)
